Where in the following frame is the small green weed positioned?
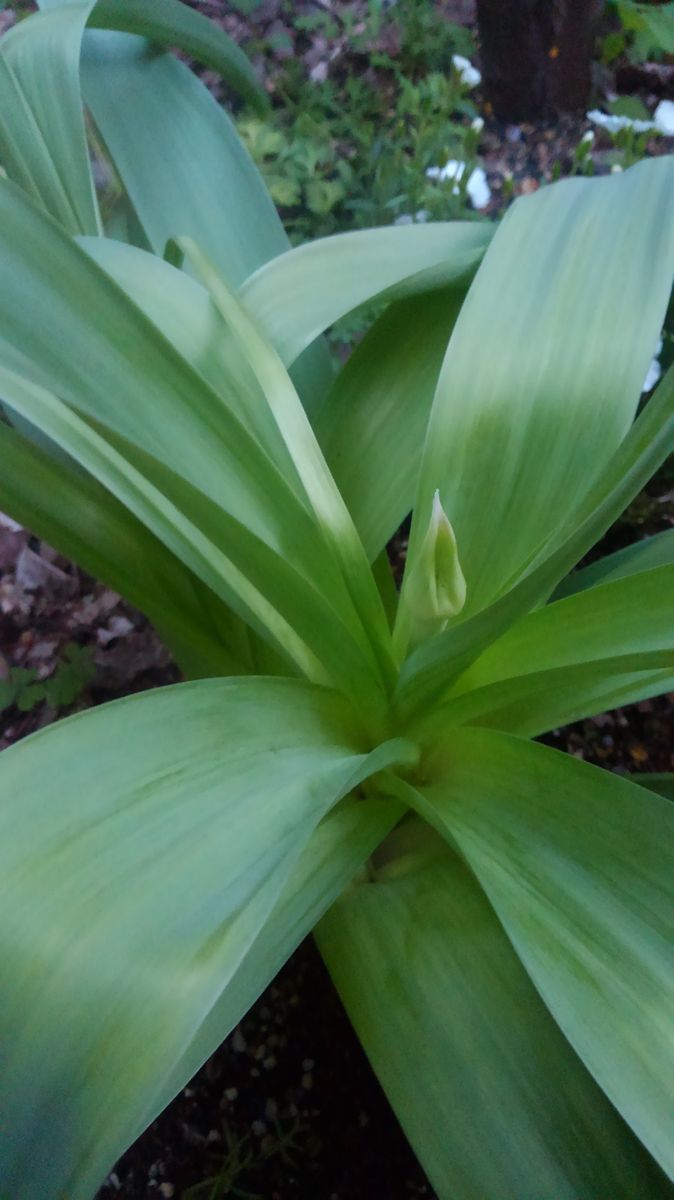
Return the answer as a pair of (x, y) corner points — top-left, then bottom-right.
(181, 1116), (304, 1200)
(602, 0), (674, 64)
(0, 643), (94, 716)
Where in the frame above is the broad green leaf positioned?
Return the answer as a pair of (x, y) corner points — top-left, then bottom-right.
(403, 157), (674, 631)
(0, 1), (100, 235)
(79, 28), (286, 284)
(317, 828), (670, 1199)
(0, 180), (384, 684)
(0, 418), (246, 679)
(78, 235), (312, 490)
(0, 676), (414, 1200)
(417, 729), (674, 1180)
(152, 795), (404, 1129)
(87, 0), (267, 113)
(180, 236), (396, 691)
(0, 366), (392, 718)
(632, 773), (674, 801)
(553, 529), (674, 600)
(419, 661), (674, 739)
(421, 563), (674, 733)
(317, 289), (466, 561)
(240, 222), (492, 368)
(396, 363), (674, 717)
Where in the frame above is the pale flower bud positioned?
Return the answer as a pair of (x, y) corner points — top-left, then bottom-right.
(471, 117), (485, 133)
(405, 492), (467, 624)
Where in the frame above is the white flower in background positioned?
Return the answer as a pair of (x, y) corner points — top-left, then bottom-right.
(466, 166), (491, 209)
(452, 54), (481, 89)
(581, 130), (594, 145)
(426, 159), (465, 187)
(586, 108), (655, 135)
(471, 116), (485, 133)
(642, 337), (663, 394)
(426, 160), (491, 209)
(654, 99), (674, 136)
(611, 163), (623, 173)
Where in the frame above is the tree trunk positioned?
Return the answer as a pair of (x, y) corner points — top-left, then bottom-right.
(476, 0), (603, 122)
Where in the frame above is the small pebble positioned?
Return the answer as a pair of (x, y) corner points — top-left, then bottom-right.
(159, 1185), (175, 1199)
(263, 1055), (277, 1069)
(224, 1086), (238, 1101)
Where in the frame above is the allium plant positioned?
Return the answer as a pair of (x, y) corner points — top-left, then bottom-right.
(1, 4), (674, 1198)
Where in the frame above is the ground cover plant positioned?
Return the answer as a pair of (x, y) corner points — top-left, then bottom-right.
(1, 3), (674, 1199)
(236, 0), (487, 239)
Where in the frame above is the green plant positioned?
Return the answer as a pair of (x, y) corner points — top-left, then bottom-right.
(603, 0), (674, 62)
(0, 642), (94, 715)
(1, 4), (674, 1200)
(238, 3), (483, 240)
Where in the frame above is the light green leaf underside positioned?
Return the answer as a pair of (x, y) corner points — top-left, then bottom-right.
(80, 29), (286, 285)
(0, 419), (244, 678)
(405, 156), (674, 624)
(419, 729), (674, 1180)
(317, 288), (466, 561)
(396, 362), (674, 716)
(0, 676), (412, 1200)
(553, 528), (674, 600)
(316, 829), (670, 1200)
(240, 221), (492, 368)
(425, 563), (674, 732)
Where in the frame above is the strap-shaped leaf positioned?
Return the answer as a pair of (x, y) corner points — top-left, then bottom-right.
(240, 222), (492, 369)
(1, 0), (265, 240)
(317, 830), (670, 1200)
(78, 236), (316, 495)
(416, 730), (674, 1181)
(87, 0), (267, 113)
(317, 288), (466, 561)
(403, 156), (674, 630)
(553, 529), (674, 600)
(180, 236), (396, 691)
(0, 367), (392, 717)
(151, 794), (404, 1133)
(396, 363), (674, 717)
(0, 676), (414, 1200)
(0, 1), (100, 235)
(423, 563), (674, 733)
(421, 660), (674, 739)
(632, 773), (674, 801)
(0, 182), (387, 678)
(0, 420), (248, 679)
(79, 27), (286, 284)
